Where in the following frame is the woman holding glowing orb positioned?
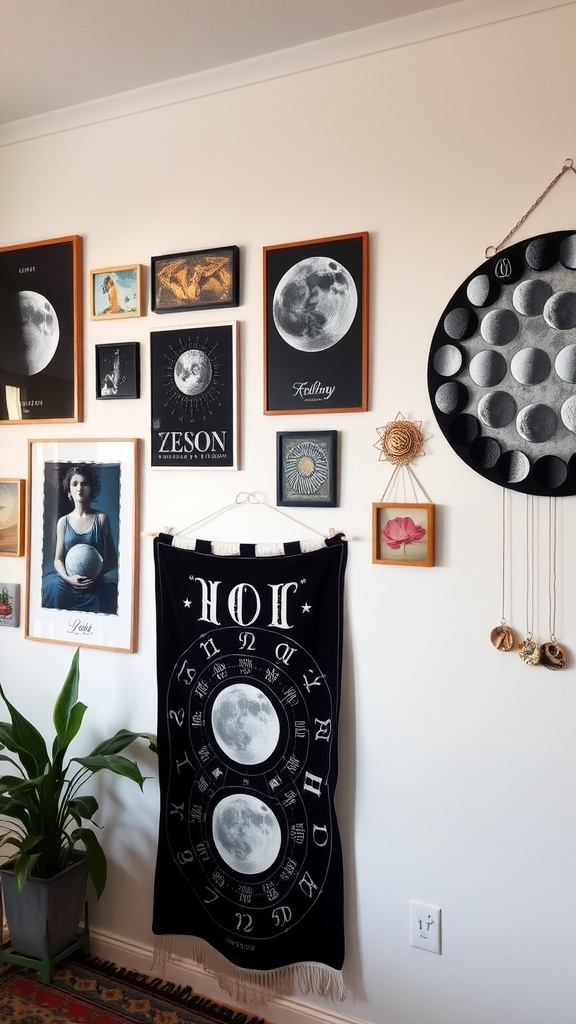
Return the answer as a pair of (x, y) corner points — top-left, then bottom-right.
(42, 463), (117, 613)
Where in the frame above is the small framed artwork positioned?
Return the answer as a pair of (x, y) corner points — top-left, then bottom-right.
(151, 323), (239, 469)
(0, 479), (25, 556)
(0, 583), (20, 628)
(96, 343), (140, 399)
(277, 430), (337, 507)
(372, 503), (435, 567)
(90, 265), (144, 319)
(26, 438), (140, 652)
(151, 245), (239, 313)
(264, 232), (369, 414)
(0, 235), (82, 423)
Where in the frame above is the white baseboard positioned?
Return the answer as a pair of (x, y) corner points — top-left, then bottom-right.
(89, 928), (364, 1024)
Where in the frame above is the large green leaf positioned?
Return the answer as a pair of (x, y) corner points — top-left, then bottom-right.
(70, 828), (107, 899)
(88, 730), (157, 758)
(0, 686), (49, 778)
(67, 794), (99, 825)
(52, 649), (79, 741)
(72, 753), (148, 788)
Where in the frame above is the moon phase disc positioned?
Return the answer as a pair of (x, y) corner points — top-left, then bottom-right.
(428, 229), (576, 495)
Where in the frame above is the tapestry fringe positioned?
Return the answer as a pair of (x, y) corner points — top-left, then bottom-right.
(153, 935), (346, 1003)
(171, 535), (327, 556)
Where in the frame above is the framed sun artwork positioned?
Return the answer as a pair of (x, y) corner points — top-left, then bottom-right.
(276, 430), (337, 507)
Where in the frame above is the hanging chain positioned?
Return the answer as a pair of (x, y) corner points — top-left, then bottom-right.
(500, 488), (507, 624)
(525, 493), (535, 639)
(485, 158), (576, 258)
(548, 496), (557, 642)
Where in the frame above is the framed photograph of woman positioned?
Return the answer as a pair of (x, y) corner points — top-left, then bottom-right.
(264, 232), (369, 414)
(90, 265), (144, 320)
(26, 439), (140, 652)
(0, 235), (82, 423)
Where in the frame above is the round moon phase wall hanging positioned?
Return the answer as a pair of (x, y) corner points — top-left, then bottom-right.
(428, 229), (576, 496)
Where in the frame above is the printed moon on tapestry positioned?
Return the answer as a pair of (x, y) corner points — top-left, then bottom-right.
(153, 533), (347, 999)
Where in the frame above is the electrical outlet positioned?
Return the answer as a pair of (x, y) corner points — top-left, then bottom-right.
(410, 900), (442, 954)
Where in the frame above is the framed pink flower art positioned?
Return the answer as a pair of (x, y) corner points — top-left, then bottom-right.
(372, 502), (434, 567)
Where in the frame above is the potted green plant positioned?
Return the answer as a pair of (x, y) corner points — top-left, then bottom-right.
(0, 649), (156, 959)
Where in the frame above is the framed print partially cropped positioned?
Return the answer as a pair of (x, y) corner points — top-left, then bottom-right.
(264, 232), (369, 414)
(277, 430), (337, 507)
(96, 342), (140, 399)
(372, 502), (435, 567)
(151, 245), (239, 313)
(151, 323), (238, 469)
(0, 479), (25, 556)
(0, 583), (20, 628)
(0, 235), (82, 423)
(26, 439), (140, 652)
(90, 264), (144, 320)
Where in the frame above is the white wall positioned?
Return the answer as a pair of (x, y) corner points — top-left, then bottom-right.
(2, 5), (576, 1023)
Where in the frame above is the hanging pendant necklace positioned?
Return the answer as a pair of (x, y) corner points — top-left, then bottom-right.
(491, 488), (515, 651)
(540, 496), (567, 670)
(519, 493), (541, 666)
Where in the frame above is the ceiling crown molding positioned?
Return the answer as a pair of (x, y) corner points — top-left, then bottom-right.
(0, 0), (571, 147)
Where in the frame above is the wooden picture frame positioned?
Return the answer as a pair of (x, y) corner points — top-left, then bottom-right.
(264, 232), (369, 414)
(0, 235), (82, 423)
(151, 323), (239, 469)
(0, 479), (25, 556)
(96, 342), (140, 399)
(90, 264), (144, 320)
(26, 439), (140, 652)
(151, 245), (239, 313)
(0, 583), (20, 628)
(277, 430), (337, 507)
(372, 502), (435, 567)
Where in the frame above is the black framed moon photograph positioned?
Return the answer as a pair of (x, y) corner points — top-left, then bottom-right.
(264, 233), (369, 414)
(150, 323), (239, 469)
(0, 235), (82, 423)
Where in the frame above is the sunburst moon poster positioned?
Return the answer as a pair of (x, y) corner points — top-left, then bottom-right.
(150, 323), (238, 469)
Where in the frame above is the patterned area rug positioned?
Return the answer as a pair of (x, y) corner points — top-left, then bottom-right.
(0, 956), (273, 1023)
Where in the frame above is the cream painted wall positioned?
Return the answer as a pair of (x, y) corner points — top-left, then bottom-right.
(2, 5), (576, 1024)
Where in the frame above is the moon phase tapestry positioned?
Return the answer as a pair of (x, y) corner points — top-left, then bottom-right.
(152, 531), (348, 1001)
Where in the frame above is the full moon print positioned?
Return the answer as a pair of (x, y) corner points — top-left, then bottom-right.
(174, 349), (213, 397)
(211, 683), (280, 765)
(273, 256), (358, 352)
(162, 335), (221, 419)
(212, 793), (282, 875)
(0, 291), (59, 376)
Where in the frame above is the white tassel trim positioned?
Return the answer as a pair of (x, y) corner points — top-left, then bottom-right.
(152, 935), (345, 1003)
(171, 536), (327, 556)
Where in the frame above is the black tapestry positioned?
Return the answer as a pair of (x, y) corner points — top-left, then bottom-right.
(152, 532), (347, 1001)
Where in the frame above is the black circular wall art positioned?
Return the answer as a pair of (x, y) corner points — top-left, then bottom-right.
(428, 229), (576, 496)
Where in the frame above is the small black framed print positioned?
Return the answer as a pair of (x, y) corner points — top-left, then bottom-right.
(96, 343), (140, 400)
(276, 430), (337, 507)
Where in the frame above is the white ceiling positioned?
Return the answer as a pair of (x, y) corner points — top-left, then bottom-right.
(0, 0), (570, 127)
